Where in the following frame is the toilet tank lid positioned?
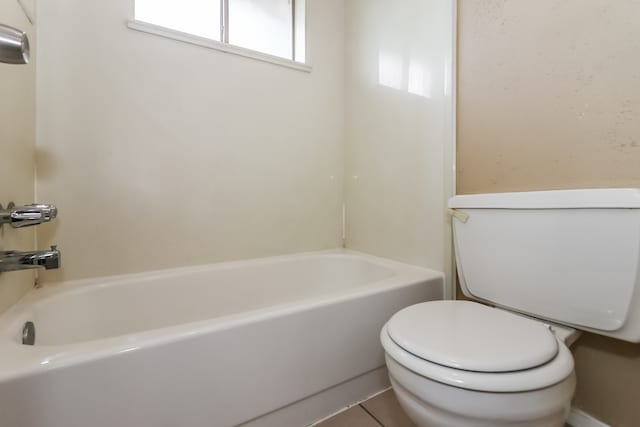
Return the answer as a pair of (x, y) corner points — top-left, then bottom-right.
(448, 188), (640, 209)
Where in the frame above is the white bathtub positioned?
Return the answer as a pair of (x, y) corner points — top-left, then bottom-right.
(0, 250), (443, 427)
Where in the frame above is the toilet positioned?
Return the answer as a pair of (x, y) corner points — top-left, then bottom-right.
(381, 189), (640, 427)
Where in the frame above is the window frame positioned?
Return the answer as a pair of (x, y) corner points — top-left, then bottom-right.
(128, 0), (310, 73)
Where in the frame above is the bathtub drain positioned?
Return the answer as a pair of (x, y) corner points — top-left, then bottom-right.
(22, 321), (35, 345)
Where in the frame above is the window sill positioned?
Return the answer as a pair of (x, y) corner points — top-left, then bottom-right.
(127, 20), (312, 73)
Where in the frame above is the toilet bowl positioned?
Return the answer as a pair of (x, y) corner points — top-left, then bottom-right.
(381, 301), (576, 427)
(382, 189), (640, 427)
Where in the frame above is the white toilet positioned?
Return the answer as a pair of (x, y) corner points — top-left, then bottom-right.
(381, 189), (640, 427)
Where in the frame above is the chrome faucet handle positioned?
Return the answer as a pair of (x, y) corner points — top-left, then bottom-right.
(0, 203), (58, 228)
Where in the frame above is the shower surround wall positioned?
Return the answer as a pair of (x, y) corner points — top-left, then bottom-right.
(35, 0), (346, 283)
(344, 0), (454, 291)
(457, 1), (640, 425)
(0, 1), (36, 313)
(33, 0), (455, 288)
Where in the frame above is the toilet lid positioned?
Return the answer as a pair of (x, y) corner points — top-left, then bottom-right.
(386, 301), (559, 373)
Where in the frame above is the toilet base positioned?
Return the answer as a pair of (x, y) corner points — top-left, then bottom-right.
(386, 356), (575, 427)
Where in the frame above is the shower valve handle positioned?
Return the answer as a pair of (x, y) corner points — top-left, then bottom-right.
(0, 203), (58, 228)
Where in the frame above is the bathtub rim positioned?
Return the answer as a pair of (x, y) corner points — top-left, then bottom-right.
(0, 249), (444, 383)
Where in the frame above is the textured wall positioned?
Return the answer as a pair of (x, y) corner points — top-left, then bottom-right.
(458, 1), (640, 425)
(458, 0), (640, 194)
(36, 0), (346, 282)
(0, 2), (36, 312)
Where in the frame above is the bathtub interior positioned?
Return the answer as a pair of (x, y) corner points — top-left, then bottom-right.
(6, 253), (402, 346)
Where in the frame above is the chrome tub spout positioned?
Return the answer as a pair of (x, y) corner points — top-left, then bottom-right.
(0, 246), (61, 272)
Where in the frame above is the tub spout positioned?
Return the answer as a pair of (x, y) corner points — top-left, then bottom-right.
(0, 246), (61, 272)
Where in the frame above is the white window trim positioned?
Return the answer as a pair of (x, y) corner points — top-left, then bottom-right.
(127, 20), (312, 73)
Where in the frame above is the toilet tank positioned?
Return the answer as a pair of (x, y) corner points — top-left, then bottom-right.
(449, 189), (640, 343)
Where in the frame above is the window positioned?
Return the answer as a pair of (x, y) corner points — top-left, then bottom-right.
(134, 0), (306, 64)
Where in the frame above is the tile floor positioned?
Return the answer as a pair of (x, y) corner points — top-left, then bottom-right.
(316, 389), (416, 427)
(316, 390), (573, 427)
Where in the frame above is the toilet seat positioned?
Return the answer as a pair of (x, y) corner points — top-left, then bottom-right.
(381, 302), (575, 393)
(386, 301), (559, 373)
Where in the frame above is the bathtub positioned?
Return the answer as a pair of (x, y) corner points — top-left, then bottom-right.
(0, 250), (443, 427)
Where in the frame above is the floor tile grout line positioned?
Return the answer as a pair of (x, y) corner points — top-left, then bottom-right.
(359, 404), (386, 427)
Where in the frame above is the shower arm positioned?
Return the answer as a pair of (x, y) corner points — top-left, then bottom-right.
(0, 23), (30, 64)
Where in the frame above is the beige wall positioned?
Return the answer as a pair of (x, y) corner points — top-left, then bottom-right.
(458, 0), (640, 194)
(35, 0), (346, 283)
(0, 2), (36, 312)
(458, 1), (640, 425)
(344, 0), (454, 292)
